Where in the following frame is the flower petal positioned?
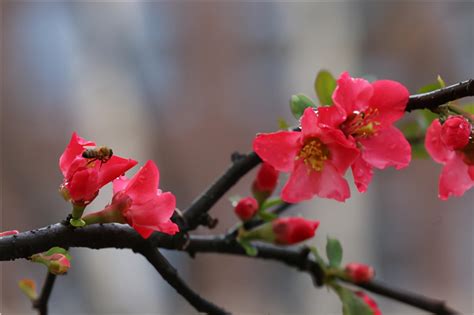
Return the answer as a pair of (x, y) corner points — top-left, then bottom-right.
(98, 156), (138, 188)
(425, 119), (455, 164)
(359, 126), (411, 169)
(281, 160), (350, 203)
(317, 105), (347, 128)
(351, 155), (374, 193)
(113, 176), (130, 194)
(439, 154), (474, 200)
(301, 107), (320, 137)
(59, 132), (95, 176)
(128, 192), (176, 227)
(68, 168), (99, 202)
(333, 72), (373, 114)
(123, 160), (158, 202)
(369, 80), (409, 127)
(253, 131), (302, 172)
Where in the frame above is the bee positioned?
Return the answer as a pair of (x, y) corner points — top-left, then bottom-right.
(82, 146), (113, 166)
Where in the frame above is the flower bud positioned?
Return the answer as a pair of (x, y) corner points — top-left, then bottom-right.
(355, 291), (382, 315)
(0, 230), (19, 237)
(272, 217), (320, 245)
(234, 197), (259, 221)
(18, 279), (38, 301)
(252, 163), (279, 202)
(31, 249), (72, 275)
(441, 116), (471, 150)
(345, 262), (374, 283)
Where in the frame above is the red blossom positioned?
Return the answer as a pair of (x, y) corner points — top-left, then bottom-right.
(272, 217), (320, 245)
(355, 291), (382, 315)
(425, 118), (474, 199)
(345, 262), (375, 283)
(253, 107), (359, 203)
(59, 132), (137, 205)
(330, 72), (411, 192)
(234, 197), (259, 221)
(440, 116), (471, 150)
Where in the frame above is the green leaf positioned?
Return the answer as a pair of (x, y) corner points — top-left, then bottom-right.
(308, 246), (328, 272)
(277, 118), (290, 130)
(334, 286), (374, 315)
(290, 94), (316, 119)
(417, 82), (442, 94)
(314, 70), (336, 106)
(44, 247), (72, 261)
(239, 240), (258, 256)
(326, 237), (343, 268)
(437, 75), (446, 88)
(462, 103), (474, 114)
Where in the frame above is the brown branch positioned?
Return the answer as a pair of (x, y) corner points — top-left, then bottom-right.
(32, 272), (57, 315)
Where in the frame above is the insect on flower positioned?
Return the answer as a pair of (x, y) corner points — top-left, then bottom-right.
(82, 146), (114, 166)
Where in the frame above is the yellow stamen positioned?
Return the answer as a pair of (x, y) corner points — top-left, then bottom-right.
(296, 139), (330, 172)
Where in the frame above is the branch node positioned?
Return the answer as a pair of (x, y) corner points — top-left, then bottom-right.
(231, 151), (246, 163)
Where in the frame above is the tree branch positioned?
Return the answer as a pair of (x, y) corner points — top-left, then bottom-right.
(140, 244), (230, 314)
(32, 272), (57, 315)
(406, 79), (474, 112)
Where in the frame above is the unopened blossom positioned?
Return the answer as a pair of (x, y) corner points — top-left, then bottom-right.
(440, 116), (471, 150)
(83, 160), (179, 239)
(327, 72), (411, 192)
(345, 262), (375, 283)
(0, 230), (19, 237)
(425, 118), (474, 199)
(234, 197), (259, 221)
(272, 217), (320, 245)
(31, 252), (71, 275)
(252, 163), (279, 201)
(254, 107), (359, 203)
(355, 291), (382, 315)
(59, 132), (137, 206)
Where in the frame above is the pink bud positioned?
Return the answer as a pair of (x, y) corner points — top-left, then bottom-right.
(0, 230), (19, 237)
(355, 291), (382, 315)
(441, 116), (471, 150)
(345, 262), (375, 283)
(46, 254), (71, 275)
(252, 163), (279, 195)
(234, 197), (259, 221)
(272, 217), (320, 245)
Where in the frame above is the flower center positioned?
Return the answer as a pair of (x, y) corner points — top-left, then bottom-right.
(341, 108), (380, 138)
(297, 138), (329, 172)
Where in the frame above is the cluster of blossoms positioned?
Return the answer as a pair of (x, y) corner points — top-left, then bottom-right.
(254, 72), (411, 203)
(425, 115), (474, 199)
(59, 132), (178, 239)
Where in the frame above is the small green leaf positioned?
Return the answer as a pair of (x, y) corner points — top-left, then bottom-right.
(308, 246), (328, 272)
(437, 75), (446, 88)
(290, 94), (316, 119)
(462, 104), (474, 114)
(44, 247), (72, 261)
(278, 118), (290, 130)
(326, 237), (343, 268)
(239, 240), (258, 256)
(417, 82), (442, 94)
(314, 70), (336, 106)
(334, 286), (374, 315)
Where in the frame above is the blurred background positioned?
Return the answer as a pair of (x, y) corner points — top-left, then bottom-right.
(1, 1), (473, 314)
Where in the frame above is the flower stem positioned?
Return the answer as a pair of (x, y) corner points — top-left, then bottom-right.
(447, 104), (474, 123)
(70, 205), (86, 227)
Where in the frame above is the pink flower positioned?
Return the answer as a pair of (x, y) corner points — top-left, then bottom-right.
(345, 262), (375, 283)
(84, 160), (179, 239)
(425, 118), (474, 199)
(329, 72), (411, 192)
(59, 132), (137, 205)
(355, 291), (382, 315)
(0, 230), (19, 237)
(272, 217), (320, 245)
(253, 107), (359, 203)
(234, 197), (259, 221)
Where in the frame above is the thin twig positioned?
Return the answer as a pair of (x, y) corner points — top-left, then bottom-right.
(140, 244), (230, 315)
(32, 272), (57, 315)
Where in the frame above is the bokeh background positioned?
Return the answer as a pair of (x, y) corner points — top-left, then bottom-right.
(1, 1), (473, 314)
